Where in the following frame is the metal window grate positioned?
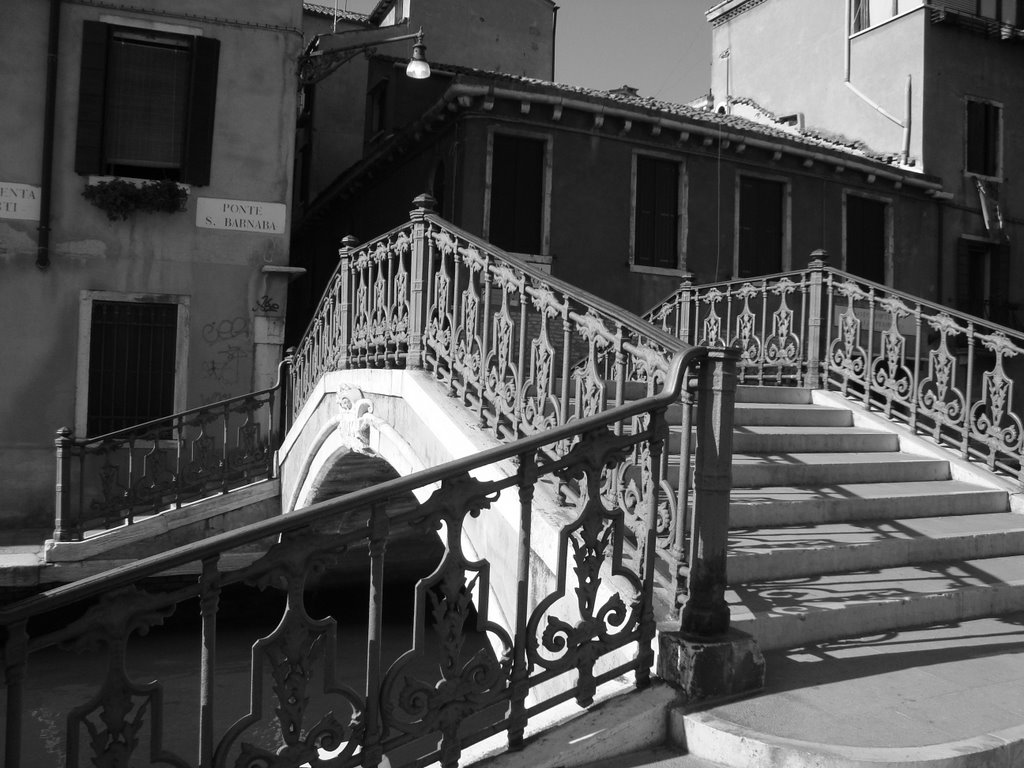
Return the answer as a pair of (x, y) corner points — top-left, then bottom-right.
(87, 300), (178, 436)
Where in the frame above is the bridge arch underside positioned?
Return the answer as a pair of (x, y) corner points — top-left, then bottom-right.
(302, 448), (444, 585)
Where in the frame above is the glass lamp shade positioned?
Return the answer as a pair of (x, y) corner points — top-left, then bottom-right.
(406, 43), (430, 79)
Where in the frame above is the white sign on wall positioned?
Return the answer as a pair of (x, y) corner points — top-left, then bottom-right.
(0, 182), (42, 221)
(196, 197), (286, 234)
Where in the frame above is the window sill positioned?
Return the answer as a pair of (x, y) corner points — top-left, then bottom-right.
(965, 171), (1003, 184)
(629, 263), (686, 277)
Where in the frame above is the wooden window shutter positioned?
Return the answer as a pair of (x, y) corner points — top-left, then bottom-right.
(183, 36), (220, 186)
(490, 135), (544, 254)
(74, 21), (109, 175)
(634, 156), (678, 268)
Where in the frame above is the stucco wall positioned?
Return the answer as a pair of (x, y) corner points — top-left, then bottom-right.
(710, 0), (926, 161)
(0, 0), (302, 528)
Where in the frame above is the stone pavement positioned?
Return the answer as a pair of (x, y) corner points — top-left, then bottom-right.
(479, 614), (1024, 768)
(673, 612), (1024, 766)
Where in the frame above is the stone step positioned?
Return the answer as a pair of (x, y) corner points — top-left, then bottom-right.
(575, 393), (843, 428)
(734, 385), (812, 405)
(730, 402), (853, 428)
(729, 553), (1024, 651)
(667, 424), (897, 454)
(728, 480), (1008, 527)
(728, 512), (1024, 582)
(729, 425), (898, 453)
(666, 452), (950, 490)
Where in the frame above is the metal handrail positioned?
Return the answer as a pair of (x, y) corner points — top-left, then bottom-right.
(423, 212), (691, 357)
(4, 352), (695, 625)
(646, 257), (1024, 480)
(53, 358), (291, 540)
(0, 342), (740, 768)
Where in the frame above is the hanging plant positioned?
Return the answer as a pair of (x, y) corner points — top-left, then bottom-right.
(82, 178), (188, 221)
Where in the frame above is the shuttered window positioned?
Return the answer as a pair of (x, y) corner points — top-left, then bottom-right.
(633, 156), (680, 269)
(966, 99), (1001, 178)
(956, 239), (1010, 325)
(489, 134), (545, 255)
(75, 21), (219, 185)
(846, 195), (887, 284)
(738, 177), (784, 278)
(87, 301), (179, 436)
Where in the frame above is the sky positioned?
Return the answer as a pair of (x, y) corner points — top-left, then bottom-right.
(335, 0), (715, 106)
(553, 0), (713, 105)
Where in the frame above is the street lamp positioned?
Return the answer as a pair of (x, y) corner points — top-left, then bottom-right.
(298, 27), (430, 86)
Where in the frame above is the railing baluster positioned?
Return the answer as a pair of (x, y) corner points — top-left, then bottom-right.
(671, 383), (694, 568)
(638, 405), (665, 687)
(508, 451), (535, 750)
(964, 324), (975, 460)
(363, 503), (389, 768)
(198, 556), (219, 768)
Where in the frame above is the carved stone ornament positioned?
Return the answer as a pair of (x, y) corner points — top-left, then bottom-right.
(335, 387), (379, 449)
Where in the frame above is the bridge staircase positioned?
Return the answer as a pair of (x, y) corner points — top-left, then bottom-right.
(8, 201), (1024, 767)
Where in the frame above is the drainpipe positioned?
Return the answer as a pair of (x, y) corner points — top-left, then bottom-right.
(902, 74), (912, 165)
(550, 4), (558, 81)
(37, 0), (62, 270)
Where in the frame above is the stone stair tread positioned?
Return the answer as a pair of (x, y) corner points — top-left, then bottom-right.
(728, 553), (1024, 621)
(731, 425), (889, 436)
(729, 511), (1024, 553)
(729, 479), (1002, 504)
(732, 451), (928, 466)
(735, 385), (812, 404)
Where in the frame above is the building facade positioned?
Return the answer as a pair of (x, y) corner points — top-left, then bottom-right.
(707, 0), (1024, 324)
(0, 0), (303, 529)
(289, 67), (945, 333)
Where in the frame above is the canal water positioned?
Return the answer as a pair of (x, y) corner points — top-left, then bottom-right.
(4, 564), (499, 766)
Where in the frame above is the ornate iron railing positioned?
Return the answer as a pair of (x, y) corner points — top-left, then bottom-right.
(289, 196), (737, 617)
(53, 360), (289, 542)
(648, 252), (1024, 480)
(2, 354), (727, 768)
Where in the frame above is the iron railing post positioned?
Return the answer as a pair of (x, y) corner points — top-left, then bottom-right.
(680, 347), (738, 637)
(408, 194), (435, 369)
(805, 249), (828, 389)
(678, 273), (694, 344)
(53, 426), (77, 542)
(338, 235), (358, 371)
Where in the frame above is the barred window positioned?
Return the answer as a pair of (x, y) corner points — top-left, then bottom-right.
(87, 301), (179, 436)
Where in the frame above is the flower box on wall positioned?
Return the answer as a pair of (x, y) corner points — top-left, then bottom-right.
(82, 177), (189, 221)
